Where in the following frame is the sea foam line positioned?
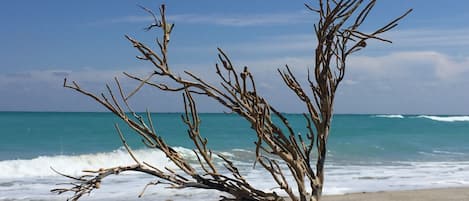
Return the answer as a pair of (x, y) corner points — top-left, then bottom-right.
(0, 147), (194, 179)
(374, 114), (404, 118)
(0, 147), (251, 179)
(2, 158), (469, 199)
(417, 115), (469, 122)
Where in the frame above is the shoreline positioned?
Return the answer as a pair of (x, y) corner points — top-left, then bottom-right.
(322, 187), (469, 201)
(1, 187), (469, 201)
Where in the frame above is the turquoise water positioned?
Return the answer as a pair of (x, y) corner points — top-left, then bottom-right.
(2, 112), (469, 162)
(0, 112), (256, 160)
(1, 112), (469, 200)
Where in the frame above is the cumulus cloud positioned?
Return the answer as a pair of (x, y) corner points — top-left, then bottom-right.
(225, 50), (469, 90)
(39, 26), (469, 113)
(2, 50), (468, 113)
(349, 51), (469, 81)
(221, 50), (469, 113)
(234, 50), (469, 81)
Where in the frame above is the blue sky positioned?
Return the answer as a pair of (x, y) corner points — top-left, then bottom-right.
(1, 0), (469, 114)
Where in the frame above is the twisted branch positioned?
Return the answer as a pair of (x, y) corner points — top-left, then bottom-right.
(54, 2), (410, 201)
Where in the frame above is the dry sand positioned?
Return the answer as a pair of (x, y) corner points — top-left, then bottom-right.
(322, 187), (469, 201)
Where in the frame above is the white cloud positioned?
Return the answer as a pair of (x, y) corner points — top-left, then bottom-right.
(239, 56), (310, 72)
(10, 50), (463, 90)
(218, 50), (469, 89)
(170, 11), (311, 26)
(358, 28), (469, 57)
(108, 15), (153, 23)
(0, 68), (155, 88)
(2, 50), (468, 113)
(387, 28), (469, 48)
(432, 54), (469, 80)
(172, 27), (469, 63)
(226, 34), (316, 54)
(214, 50), (469, 113)
(235, 50), (469, 79)
(343, 80), (359, 85)
(349, 51), (469, 81)
(99, 11), (311, 27)
(0, 67), (188, 112)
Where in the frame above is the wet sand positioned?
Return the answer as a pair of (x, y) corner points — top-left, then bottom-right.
(323, 187), (469, 201)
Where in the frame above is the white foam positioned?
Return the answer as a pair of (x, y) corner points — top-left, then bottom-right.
(0, 147), (196, 179)
(432, 150), (465, 155)
(375, 114), (404, 118)
(417, 115), (469, 122)
(324, 161), (469, 194)
(2, 149), (469, 200)
(231, 148), (252, 153)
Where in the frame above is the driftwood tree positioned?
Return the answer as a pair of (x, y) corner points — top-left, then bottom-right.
(53, 1), (410, 201)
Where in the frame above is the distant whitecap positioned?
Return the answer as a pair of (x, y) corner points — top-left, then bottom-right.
(374, 114), (405, 118)
(417, 115), (469, 122)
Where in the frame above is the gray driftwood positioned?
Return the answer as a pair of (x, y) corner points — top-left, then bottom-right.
(52, 1), (411, 201)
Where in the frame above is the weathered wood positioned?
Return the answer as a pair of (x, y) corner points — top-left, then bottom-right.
(53, 2), (410, 201)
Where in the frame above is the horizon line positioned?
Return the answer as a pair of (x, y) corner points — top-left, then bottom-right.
(1, 111), (468, 116)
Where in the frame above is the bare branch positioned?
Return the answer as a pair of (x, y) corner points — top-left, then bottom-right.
(56, 2), (410, 201)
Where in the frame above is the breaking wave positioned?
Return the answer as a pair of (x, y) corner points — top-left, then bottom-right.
(0, 147), (253, 179)
(0, 147), (197, 179)
(417, 115), (469, 122)
(2, 150), (469, 199)
(374, 114), (404, 118)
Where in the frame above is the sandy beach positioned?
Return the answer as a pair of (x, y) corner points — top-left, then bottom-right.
(323, 187), (469, 201)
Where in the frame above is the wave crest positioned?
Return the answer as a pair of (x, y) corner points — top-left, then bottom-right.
(417, 115), (469, 122)
(0, 147), (195, 179)
(374, 114), (404, 118)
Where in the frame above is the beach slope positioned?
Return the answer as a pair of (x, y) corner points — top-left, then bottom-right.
(323, 187), (469, 201)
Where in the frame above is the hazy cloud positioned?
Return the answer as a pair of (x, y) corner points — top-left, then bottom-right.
(172, 28), (469, 60)
(170, 12), (310, 26)
(0, 68), (156, 88)
(388, 28), (469, 48)
(2, 50), (468, 113)
(97, 11), (311, 27)
(349, 51), (469, 81)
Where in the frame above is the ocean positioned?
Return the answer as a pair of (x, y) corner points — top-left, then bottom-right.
(1, 112), (469, 200)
